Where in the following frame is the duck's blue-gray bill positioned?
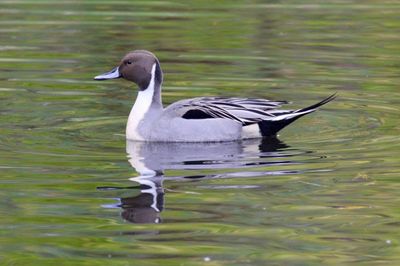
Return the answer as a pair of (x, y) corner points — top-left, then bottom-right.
(94, 67), (121, 80)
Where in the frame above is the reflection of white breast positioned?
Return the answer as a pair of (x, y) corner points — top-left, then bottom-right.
(128, 156), (157, 177)
(126, 140), (159, 177)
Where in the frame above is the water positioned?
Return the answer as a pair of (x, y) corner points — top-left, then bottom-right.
(1, 1), (399, 265)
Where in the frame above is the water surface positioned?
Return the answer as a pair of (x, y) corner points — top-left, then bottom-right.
(1, 1), (400, 265)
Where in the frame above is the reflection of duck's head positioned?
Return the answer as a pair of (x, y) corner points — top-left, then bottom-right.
(120, 177), (164, 224)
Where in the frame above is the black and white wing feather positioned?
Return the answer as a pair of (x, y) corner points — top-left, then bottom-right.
(173, 97), (290, 125)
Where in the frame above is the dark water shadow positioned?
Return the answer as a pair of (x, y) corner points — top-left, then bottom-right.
(99, 137), (311, 224)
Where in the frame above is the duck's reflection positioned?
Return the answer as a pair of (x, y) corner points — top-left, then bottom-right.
(102, 137), (289, 224)
(120, 176), (164, 224)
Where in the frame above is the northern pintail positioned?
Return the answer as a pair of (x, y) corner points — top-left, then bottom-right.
(94, 50), (335, 142)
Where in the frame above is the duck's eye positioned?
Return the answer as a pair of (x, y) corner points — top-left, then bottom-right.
(126, 60), (132, 65)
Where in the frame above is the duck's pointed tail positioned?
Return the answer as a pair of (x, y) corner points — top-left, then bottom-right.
(258, 93), (336, 137)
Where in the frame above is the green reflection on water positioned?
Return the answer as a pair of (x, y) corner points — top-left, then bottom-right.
(0, 0), (400, 265)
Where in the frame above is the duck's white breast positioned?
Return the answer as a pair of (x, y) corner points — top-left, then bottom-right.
(126, 64), (157, 140)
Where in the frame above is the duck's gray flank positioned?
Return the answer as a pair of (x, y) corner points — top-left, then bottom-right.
(94, 50), (336, 142)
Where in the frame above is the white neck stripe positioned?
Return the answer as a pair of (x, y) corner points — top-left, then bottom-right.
(126, 63), (157, 140)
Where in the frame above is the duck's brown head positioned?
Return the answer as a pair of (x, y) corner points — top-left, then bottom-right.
(94, 50), (163, 90)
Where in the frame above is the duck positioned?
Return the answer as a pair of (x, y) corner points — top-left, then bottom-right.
(94, 50), (335, 142)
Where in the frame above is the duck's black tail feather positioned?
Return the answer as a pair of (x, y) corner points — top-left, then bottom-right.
(258, 93), (336, 137)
